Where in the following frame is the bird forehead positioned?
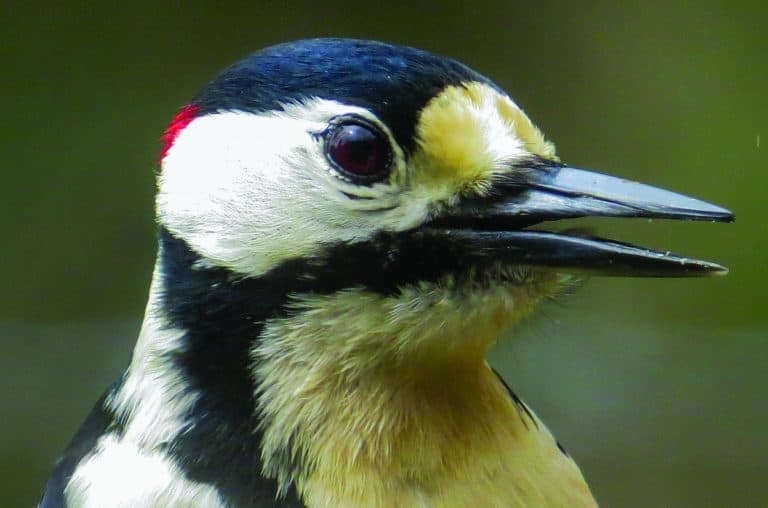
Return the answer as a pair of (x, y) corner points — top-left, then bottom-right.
(412, 81), (556, 190)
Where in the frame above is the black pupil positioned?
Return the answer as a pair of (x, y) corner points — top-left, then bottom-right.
(328, 123), (390, 179)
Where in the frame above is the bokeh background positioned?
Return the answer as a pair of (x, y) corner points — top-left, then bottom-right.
(2, 1), (765, 506)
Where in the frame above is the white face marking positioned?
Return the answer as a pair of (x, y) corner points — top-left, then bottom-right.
(158, 99), (424, 277)
(158, 88), (553, 277)
(65, 434), (226, 508)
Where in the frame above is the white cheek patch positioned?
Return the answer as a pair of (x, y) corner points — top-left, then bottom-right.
(158, 101), (430, 277)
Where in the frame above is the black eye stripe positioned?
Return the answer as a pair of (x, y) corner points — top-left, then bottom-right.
(324, 115), (393, 184)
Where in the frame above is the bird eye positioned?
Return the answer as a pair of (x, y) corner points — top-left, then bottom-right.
(325, 118), (392, 183)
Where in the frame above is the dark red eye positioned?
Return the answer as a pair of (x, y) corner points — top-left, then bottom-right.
(325, 119), (392, 182)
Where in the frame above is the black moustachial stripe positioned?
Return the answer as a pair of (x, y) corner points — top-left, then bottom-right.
(158, 228), (303, 507)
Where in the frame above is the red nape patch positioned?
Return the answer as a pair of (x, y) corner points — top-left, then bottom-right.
(159, 104), (200, 162)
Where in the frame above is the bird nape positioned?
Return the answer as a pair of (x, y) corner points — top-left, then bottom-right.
(40, 38), (733, 508)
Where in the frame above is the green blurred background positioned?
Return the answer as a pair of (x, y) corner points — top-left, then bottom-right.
(2, 1), (765, 506)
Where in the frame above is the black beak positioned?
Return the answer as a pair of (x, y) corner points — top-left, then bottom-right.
(422, 161), (734, 277)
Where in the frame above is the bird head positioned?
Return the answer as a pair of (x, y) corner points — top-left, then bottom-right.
(156, 39), (731, 364)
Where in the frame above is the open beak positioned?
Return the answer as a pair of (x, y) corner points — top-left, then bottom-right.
(422, 161), (734, 277)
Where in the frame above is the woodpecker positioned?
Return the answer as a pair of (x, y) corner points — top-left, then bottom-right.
(41, 39), (733, 508)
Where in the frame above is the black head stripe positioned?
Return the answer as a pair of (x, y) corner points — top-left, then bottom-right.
(191, 38), (496, 153)
(159, 224), (482, 334)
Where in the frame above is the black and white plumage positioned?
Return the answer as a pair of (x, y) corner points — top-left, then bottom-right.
(41, 39), (732, 508)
